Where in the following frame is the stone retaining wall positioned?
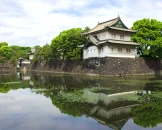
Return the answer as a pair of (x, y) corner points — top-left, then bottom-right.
(30, 57), (162, 76)
(0, 63), (16, 74)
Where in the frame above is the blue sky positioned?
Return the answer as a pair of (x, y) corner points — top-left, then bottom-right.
(0, 0), (162, 47)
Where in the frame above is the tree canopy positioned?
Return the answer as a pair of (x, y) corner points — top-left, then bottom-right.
(132, 101), (162, 128)
(0, 42), (12, 63)
(0, 42), (31, 64)
(0, 42), (8, 47)
(33, 28), (87, 61)
(51, 28), (87, 60)
(33, 44), (52, 61)
(10, 45), (31, 59)
(131, 19), (162, 58)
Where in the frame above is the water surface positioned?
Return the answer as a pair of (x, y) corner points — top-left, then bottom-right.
(0, 73), (162, 130)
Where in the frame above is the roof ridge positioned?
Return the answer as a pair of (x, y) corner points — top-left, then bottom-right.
(98, 17), (119, 25)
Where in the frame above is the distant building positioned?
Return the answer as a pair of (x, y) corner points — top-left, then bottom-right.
(27, 48), (35, 60)
(22, 59), (31, 64)
(82, 16), (140, 59)
(17, 59), (30, 67)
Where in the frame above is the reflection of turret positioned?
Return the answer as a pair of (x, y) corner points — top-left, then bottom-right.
(28, 81), (34, 89)
(17, 72), (33, 88)
(17, 73), (31, 81)
(31, 88), (53, 92)
(84, 91), (140, 130)
(83, 90), (137, 105)
(90, 103), (140, 130)
(31, 85), (67, 92)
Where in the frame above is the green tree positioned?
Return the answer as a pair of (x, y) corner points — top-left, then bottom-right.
(10, 45), (31, 59)
(0, 42), (8, 47)
(132, 101), (162, 128)
(41, 44), (52, 60)
(0, 42), (31, 64)
(0, 45), (12, 59)
(131, 19), (162, 57)
(84, 26), (91, 33)
(33, 45), (43, 61)
(51, 28), (87, 60)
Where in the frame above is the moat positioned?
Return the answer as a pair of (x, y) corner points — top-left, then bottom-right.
(0, 73), (162, 130)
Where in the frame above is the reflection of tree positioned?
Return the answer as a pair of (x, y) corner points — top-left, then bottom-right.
(132, 79), (162, 128)
(144, 82), (162, 92)
(0, 82), (29, 93)
(51, 95), (94, 117)
(132, 101), (162, 128)
(0, 74), (19, 84)
(31, 73), (102, 90)
(40, 89), (95, 117)
(0, 85), (11, 93)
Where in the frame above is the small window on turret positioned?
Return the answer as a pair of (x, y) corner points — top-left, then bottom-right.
(120, 35), (124, 39)
(112, 34), (116, 39)
(111, 48), (114, 52)
(118, 48), (122, 53)
(126, 48), (131, 53)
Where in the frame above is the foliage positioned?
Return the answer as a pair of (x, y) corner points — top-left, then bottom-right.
(0, 80), (29, 93)
(0, 42), (12, 63)
(131, 19), (162, 57)
(0, 85), (11, 93)
(33, 44), (53, 61)
(0, 83), (29, 93)
(10, 45), (31, 59)
(33, 45), (42, 61)
(0, 42), (31, 64)
(51, 91), (94, 117)
(0, 27), (88, 62)
(132, 101), (162, 128)
(0, 46), (12, 59)
(51, 28), (87, 60)
(0, 42), (8, 47)
(58, 90), (86, 103)
(9, 57), (17, 65)
(41, 44), (52, 60)
(83, 26), (91, 33)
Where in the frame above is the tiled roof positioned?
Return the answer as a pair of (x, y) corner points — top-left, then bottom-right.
(97, 39), (140, 46)
(107, 39), (140, 46)
(109, 27), (137, 33)
(88, 17), (120, 33)
(89, 35), (99, 46)
(84, 17), (137, 34)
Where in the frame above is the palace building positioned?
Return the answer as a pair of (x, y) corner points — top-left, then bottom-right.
(81, 16), (140, 59)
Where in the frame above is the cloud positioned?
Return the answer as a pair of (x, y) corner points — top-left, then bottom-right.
(0, 0), (162, 47)
(156, 1), (162, 8)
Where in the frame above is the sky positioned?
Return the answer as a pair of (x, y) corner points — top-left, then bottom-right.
(0, 0), (162, 47)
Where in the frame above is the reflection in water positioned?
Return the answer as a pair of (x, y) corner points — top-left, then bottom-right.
(84, 91), (140, 130)
(132, 101), (162, 128)
(0, 89), (108, 130)
(0, 73), (162, 130)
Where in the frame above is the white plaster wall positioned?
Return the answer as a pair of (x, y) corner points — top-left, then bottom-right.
(94, 30), (131, 41)
(29, 55), (34, 60)
(95, 31), (109, 41)
(83, 49), (88, 59)
(22, 61), (31, 64)
(83, 44), (136, 59)
(123, 34), (131, 41)
(83, 46), (99, 59)
(108, 31), (131, 41)
(108, 44), (136, 58)
(114, 34), (131, 41)
(107, 31), (112, 39)
(99, 45), (109, 57)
